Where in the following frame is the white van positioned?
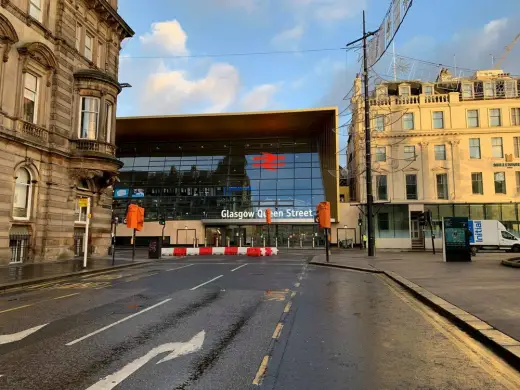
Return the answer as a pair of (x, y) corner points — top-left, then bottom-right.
(469, 220), (520, 254)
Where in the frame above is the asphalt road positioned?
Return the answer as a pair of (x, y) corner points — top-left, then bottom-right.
(0, 253), (519, 390)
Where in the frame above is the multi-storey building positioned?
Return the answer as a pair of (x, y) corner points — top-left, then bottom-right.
(0, 0), (133, 264)
(347, 69), (520, 250)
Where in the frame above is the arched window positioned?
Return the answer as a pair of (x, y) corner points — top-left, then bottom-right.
(13, 168), (32, 219)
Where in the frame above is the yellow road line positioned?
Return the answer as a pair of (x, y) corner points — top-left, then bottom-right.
(284, 302), (292, 313)
(53, 293), (80, 300)
(0, 304), (32, 314)
(252, 355), (269, 385)
(272, 323), (284, 339)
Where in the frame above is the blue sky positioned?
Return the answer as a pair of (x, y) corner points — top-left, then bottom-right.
(117, 0), (520, 118)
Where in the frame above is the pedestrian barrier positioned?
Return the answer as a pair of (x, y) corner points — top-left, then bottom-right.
(161, 247), (278, 257)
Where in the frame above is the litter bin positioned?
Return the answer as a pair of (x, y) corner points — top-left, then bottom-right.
(148, 237), (162, 259)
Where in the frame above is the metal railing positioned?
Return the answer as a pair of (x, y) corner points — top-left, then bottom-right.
(9, 234), (31, 264)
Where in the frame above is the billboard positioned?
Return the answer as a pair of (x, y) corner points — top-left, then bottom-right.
(113, 188), (130, 199)
(367, 0), (414, 68)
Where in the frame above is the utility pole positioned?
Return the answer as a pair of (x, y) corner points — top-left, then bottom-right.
(346, 10), (376, 257)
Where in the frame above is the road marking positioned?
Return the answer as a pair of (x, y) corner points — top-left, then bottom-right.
(190, 275), (223, 291)
(294, 282), (300, 288)
(65, 298), (172, 346)
(0, 324), (48, 345)
(166, 264), (194, 272)
(272, 323), (284, 339)
(53, 293), (80, 300)
(0, 304), (33, 314)
(252, 355), (269, 385)
(284, 302), (292, 313)
(231, 263), (248, 272)
(86, 331), (205, 390)
(291, 291), (296, 298)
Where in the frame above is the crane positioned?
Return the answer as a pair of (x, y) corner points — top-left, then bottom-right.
(495, 32), (520, 69)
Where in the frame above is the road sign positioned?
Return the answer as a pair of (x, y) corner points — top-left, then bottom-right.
(252, 152), (286, 171)
(78, 198), (89, 208)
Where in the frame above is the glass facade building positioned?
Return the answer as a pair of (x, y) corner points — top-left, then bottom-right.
(114, 138), (326, 222)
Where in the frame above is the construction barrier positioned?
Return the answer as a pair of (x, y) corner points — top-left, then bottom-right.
(161, 247), (279, 257)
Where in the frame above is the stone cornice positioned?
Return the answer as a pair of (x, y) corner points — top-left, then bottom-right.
(84, 0), (134, 40)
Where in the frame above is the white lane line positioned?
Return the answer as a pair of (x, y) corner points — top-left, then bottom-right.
(190, 275), (223, 291)
(0, 324), (48, 345)
(231, 263), (248, 272)
(166, 264), (195, 272)
(65, 298), (172, 346)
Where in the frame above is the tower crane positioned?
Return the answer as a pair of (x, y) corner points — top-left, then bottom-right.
(495, 32), (520, 69)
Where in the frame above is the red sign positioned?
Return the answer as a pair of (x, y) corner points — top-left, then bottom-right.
(252, 152), (286, 171)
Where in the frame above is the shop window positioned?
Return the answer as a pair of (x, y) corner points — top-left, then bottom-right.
(378, 213), (390, 231)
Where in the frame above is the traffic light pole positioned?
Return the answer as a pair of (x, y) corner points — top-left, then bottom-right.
(325, 228), (330, 263)
(347, 11), (377, 257)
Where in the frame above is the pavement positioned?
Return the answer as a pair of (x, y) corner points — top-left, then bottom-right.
(312, 250), (520, 366)
(0, 249), (151, 289)
(1, 253), (520, 389)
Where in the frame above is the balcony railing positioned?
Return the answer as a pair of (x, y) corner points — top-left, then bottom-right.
(424, 94), (449, 103)
(72, 139), (115, 156)
(17, 120), (49, 142)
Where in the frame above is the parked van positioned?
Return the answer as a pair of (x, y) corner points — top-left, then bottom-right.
(468, 220), (520, 254)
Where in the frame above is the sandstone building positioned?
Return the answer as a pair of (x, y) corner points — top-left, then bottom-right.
(0, 0), (133, 264)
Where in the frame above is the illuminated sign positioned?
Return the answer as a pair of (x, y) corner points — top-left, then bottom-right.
(114, 188), (130, 198)
(221, 209), (314, 219)
(252, 152), (286, 171)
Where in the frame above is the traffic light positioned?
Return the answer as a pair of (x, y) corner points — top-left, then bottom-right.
(159, 216), (166, 226)
(316, 202), (331, 229)
(266, 208), (272, 224)
(419, 212), (426, 226)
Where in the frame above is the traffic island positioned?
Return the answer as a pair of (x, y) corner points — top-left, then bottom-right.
(501, 258), (520, 268)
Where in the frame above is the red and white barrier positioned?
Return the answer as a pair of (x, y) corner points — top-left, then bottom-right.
(161, 247), (278, 257)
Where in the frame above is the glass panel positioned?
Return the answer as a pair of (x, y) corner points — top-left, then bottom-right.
(454, 205), (469, 218)
(485, 204), (501, 220)
(502, 204), (517, 221)
(490, 109), (501, 127)
(471, 172), (483, 194)
(434, 145), (446, 160)
(469, 139), (481, 159)
(404, 145), (415, 160)
(433, 112), (444, 129)
(492, 138), (503, 158)
(467, 110), (479, 128)
(494, 172), (506, 194)
(469, 204), (484, 220)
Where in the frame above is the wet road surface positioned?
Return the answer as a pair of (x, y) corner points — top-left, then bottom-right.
(0, 254), (519, 389)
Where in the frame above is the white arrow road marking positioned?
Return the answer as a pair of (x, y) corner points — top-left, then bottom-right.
(66, 298), (171, 346)
(0, 324), (48, 345)
(86, 330), (205, 390)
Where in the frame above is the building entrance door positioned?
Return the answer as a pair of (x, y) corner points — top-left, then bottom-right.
(410, 212), (425, 249)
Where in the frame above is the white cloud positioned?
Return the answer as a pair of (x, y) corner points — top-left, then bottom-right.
(139, 20), (189, 55)
(271, 25), (304, 48)
(240, 84), (279, 111)
(144, 62), (241, 114)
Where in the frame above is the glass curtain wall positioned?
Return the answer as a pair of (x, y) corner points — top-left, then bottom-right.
(114, 138), (325, 222)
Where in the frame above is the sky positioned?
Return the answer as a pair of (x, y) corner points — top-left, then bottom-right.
(116, 0), (520, 118)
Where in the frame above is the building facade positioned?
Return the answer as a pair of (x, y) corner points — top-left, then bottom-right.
(0, 0), (133, 264)
(113, 109), (344, 248)
(347, 69), (520, 249)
